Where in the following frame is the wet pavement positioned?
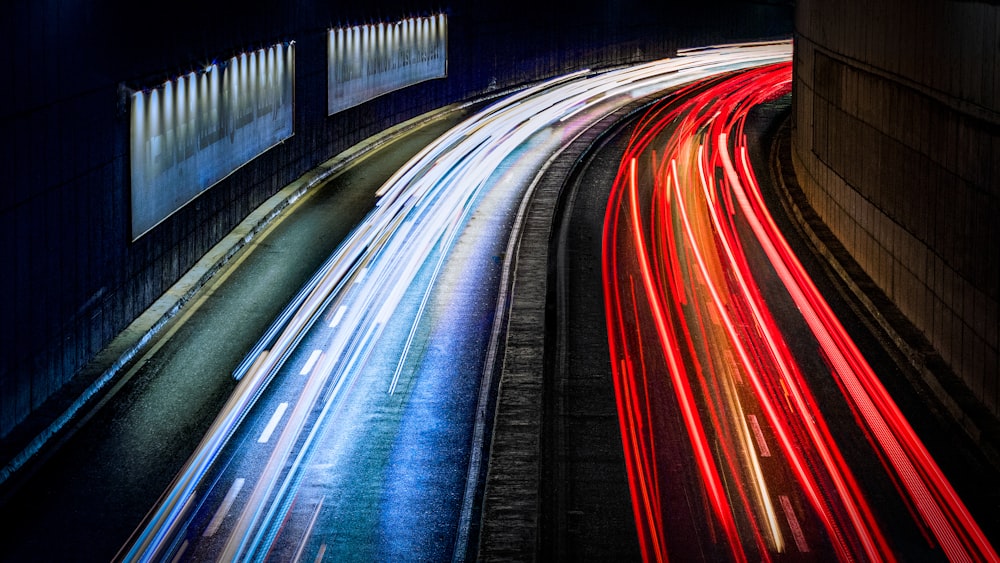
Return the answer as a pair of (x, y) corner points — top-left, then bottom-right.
(0, 107), (472, 563)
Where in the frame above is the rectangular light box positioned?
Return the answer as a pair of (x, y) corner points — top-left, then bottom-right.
(129, 42), (295, 240)
(328, 14), (447, 115)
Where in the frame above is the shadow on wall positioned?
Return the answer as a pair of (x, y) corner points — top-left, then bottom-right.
(791, 0), (1000, 417)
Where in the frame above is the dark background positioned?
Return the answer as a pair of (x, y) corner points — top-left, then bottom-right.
(0, 0), (791, 439)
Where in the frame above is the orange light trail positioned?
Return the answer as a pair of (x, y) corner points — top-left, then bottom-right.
(602, 60), (998, 562)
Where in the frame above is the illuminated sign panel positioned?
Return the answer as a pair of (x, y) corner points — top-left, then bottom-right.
(129, 43), (294, 240)
(328, 14), (447, 115)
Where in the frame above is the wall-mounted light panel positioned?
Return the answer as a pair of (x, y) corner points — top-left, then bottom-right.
(328, 14), (447, 115)
(129, 42), (295, 240)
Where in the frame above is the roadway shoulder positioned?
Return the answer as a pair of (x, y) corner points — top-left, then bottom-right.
(0, 102), (472, 492)
(477, 95), (660, 560)
(772, 118), (1000, 473)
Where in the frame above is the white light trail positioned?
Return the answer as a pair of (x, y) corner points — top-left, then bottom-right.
(119, 42), (794, 563)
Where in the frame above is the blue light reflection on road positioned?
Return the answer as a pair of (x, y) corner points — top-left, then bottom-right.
(117, 42), (793, 562)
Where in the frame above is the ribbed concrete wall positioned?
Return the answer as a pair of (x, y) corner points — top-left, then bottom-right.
(0, 0), (790, 438)
(792, 1), (1000, 416)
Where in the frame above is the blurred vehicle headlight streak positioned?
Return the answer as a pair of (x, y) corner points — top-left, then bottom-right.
(118, 42), (802, 562)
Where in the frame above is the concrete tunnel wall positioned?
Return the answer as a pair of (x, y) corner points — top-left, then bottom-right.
(0, 1), (792, 438)
(791, 0), (1000, 416)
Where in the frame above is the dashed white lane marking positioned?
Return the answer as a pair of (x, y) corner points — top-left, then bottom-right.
(300, 350), (323, 375)
(780, 494), (809, 553)
(329, 306), (347, 329)
(203, 478), (245, 537)
(748, 414), (771, 457)
(258, 402), (289, 444)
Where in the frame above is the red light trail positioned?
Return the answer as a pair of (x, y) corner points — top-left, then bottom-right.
(602, 62), (998, 562)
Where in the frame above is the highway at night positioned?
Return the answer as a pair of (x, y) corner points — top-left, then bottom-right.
(601, 63), (998, 561)
(115, 44), (794, 562)
(3, 41), (997, 563)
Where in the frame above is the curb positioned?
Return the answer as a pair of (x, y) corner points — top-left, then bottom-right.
(772, 119), (1000, 473)
(476, 95), (660, 561)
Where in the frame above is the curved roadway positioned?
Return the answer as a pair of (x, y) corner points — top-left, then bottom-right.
(116, 44), (793, 562)
(2, 41), (995, 563)
(597, 63), (999, 561)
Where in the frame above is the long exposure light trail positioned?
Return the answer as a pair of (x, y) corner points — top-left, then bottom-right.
(118, 43), (793, 562)
(603, 59), (998, 561)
